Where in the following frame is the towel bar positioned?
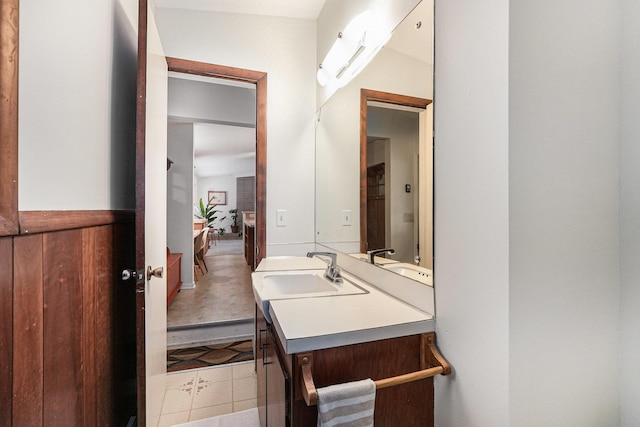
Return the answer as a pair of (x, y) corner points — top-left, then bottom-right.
(298, 332), (451, 406)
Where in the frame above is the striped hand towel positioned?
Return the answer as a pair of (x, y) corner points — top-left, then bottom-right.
(316, 378), (376, 427)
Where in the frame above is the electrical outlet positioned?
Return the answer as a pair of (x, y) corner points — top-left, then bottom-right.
(276, 209), (287, 227)
(342, 210), (352, 226)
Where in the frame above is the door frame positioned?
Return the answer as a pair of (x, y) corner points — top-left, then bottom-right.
(0, 0), (19, 237)
(359, 89), (431, 253)
(166, 57), (267, 269)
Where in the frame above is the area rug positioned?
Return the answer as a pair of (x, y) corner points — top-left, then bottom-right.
(167, 340), (254, 372)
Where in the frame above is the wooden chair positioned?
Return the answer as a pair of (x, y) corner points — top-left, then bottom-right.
(207, 228), (219, 247)
(199, 227), (209, 271)
(193, 229), (207, 277)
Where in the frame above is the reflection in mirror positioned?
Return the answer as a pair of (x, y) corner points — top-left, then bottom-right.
(360, 90), (432, 269)
(315, 0), (433, 283)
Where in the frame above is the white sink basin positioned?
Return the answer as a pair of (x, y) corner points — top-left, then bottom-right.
(381, 263), (433, 286)
(262, 274), (337, 294)
(252, 270), (367, 322)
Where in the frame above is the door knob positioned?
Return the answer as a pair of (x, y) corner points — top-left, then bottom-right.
(147, 265), (164, 280)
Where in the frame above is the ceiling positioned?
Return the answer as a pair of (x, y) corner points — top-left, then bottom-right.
(155, 0), (326, 19)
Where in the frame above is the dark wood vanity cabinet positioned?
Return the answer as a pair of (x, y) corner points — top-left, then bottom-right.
(255, 305), (436, 427)
(256, 306), (289, 427)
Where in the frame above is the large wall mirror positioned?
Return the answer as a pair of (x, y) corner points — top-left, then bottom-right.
(315, 0), (433, 282)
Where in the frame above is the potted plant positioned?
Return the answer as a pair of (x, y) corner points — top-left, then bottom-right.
(229, 208), (240, 233)
(195, 198), (226, 228)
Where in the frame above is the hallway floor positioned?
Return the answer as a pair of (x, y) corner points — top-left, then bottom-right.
(167, 238), (254, 327)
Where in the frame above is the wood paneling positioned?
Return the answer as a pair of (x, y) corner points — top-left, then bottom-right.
(43, 229), (84, 425)
(0, 237), (13, 426)
(0, 0), (19, 237)
(5, 214), (136, 425)
(81, 227), (99, 426)
(12, 234), (44, 426)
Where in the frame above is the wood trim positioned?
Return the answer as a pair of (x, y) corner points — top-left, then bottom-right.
(167, 57), (267, 83)
(360, 89), (432, 253)
(166, 57), (268, 267)
(135, 0), (148, 424)
(255, 74), (267, 267)
(0, 0), (19, 236)
(18, 210), (134, 234)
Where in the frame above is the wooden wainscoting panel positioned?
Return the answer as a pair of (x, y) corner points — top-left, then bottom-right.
(81, 227), (98, 425)
(43, 229), (84, 425)
(0, 237), (13, 426)
(89, 224), (117, 422)
(12, 234), (44, 426)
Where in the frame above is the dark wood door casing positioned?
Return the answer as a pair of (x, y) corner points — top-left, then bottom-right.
(166, 57), (267, 267)
(360, 89), (432, 253)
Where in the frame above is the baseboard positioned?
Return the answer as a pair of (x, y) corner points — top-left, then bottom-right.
(167, 318), (254, 349)
(180, 281), (195, 290)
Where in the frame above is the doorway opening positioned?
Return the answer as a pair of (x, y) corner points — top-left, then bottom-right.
(164, 58), (267, 353)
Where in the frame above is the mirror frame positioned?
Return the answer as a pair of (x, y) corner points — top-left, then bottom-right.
(359, 88), (432, 253)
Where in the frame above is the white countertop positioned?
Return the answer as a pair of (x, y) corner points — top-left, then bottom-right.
(264, 271), (434, 354)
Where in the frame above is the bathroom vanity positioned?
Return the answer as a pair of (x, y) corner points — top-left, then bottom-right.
(252, 256), (448, 427)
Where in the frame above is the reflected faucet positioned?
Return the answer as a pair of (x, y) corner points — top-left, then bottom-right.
(367, 248), (395, 265)
(306, 251), (342, 283)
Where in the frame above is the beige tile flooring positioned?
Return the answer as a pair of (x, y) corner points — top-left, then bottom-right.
(158, 361), (258, 427)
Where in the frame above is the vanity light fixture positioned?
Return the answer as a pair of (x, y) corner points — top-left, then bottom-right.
(317, 10), (390, 88)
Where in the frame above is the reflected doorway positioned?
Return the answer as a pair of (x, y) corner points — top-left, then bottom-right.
(164, 59), (267, 354)
(360, 89), (432, 266)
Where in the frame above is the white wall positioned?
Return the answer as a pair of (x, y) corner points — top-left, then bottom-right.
(509, 1), (620, 425)
(433, 0), (510, 425)
(19, 0), (138, 210)
(167, 123), (195, 288)
(435, 0), (626, 426)
(155, 9), (317, 255)
(620, 0), (640, 424)
(197, 175), (238, 233)
(367, 108), (419, 262)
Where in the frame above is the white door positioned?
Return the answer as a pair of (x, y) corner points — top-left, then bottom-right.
(136, 0), (168, 425)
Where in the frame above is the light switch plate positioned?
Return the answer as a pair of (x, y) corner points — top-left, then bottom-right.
(342, 210), (352, 226)
(276, 209), (287, 227)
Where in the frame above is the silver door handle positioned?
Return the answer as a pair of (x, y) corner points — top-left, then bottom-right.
(147, 265), (164, 280)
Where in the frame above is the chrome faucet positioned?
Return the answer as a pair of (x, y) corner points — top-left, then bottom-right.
(306, 251), (342, 282)
(367, 248), (395, 265)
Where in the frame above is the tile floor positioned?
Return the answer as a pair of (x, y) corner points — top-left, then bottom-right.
(158, 361), (258, 427)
